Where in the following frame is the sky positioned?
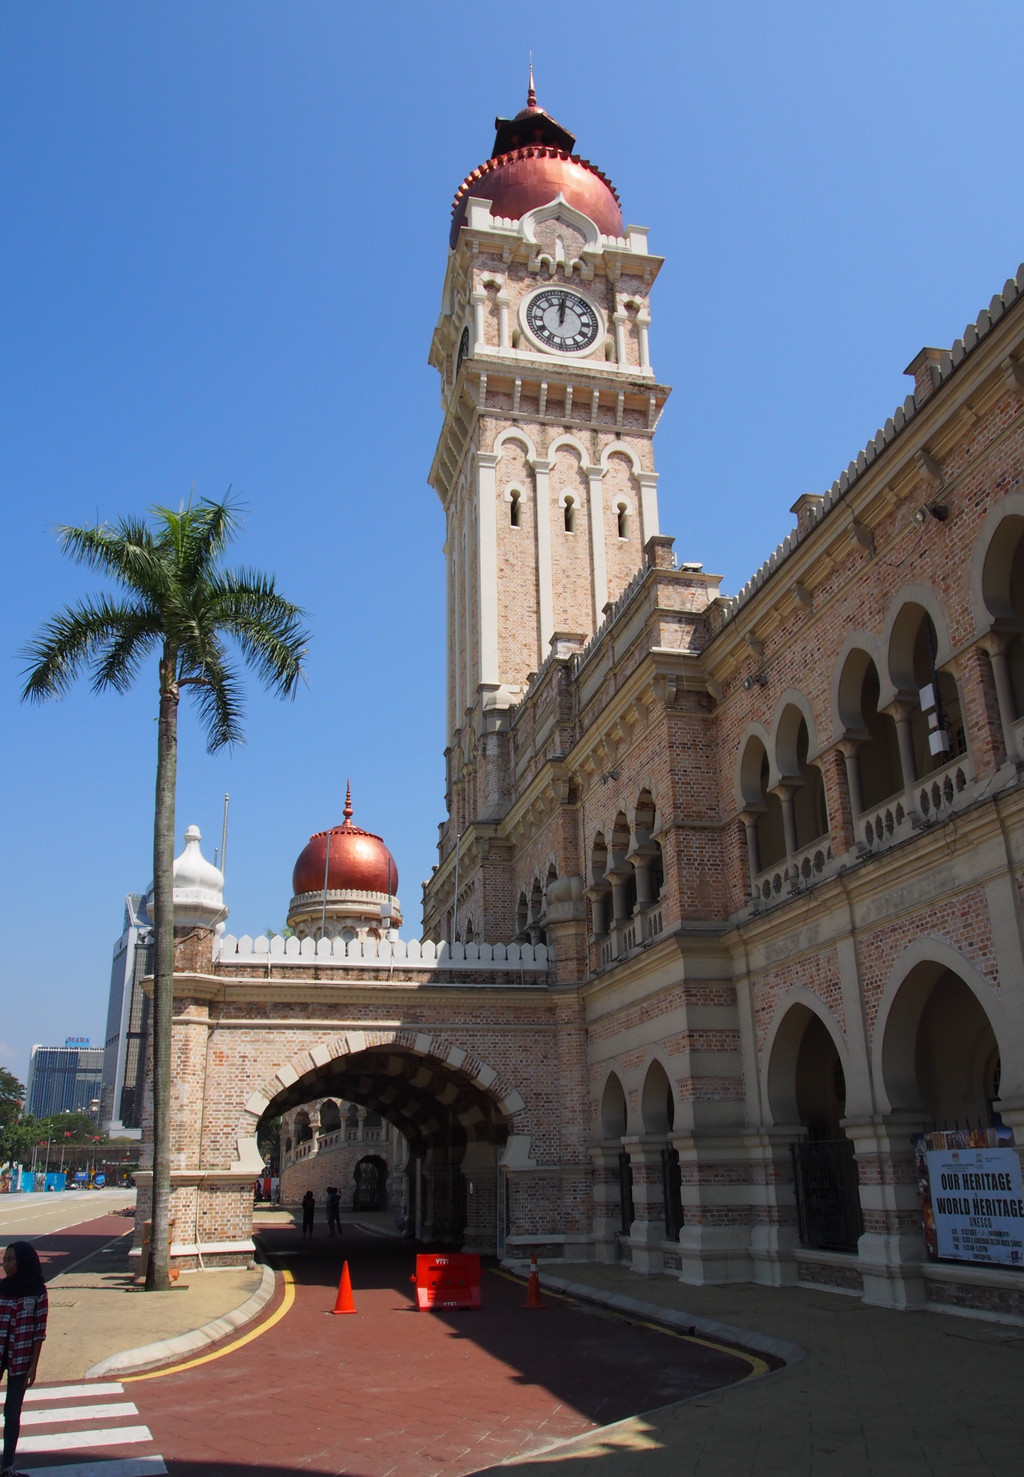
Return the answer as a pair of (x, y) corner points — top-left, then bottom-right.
(2, 2), (1022, 1083)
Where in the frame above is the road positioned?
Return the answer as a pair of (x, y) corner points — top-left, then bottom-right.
(0, 1187), (136, 1279)
(13, 1222), (765, 1477)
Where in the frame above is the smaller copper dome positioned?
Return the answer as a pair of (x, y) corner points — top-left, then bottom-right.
(291, 787), (398, 898)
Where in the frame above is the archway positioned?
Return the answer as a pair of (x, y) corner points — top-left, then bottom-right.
(837, 651), (903, 811)
(640, 1060), (682, 1240)
(258, 1042), (514, 1250)
(767, 1003), (862, 1252)
(352, 1154), (389, 1211)
(881, 961), (1001, 1129)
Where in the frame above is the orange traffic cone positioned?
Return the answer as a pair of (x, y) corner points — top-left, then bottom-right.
(331, 1260), (357, 1314)
(522, 1253), (546, 1310)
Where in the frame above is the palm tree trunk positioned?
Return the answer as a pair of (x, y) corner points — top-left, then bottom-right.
(146, 646), (178, 1291)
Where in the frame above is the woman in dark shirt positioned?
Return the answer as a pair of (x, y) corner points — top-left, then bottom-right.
(0, 1241), (48, 1477)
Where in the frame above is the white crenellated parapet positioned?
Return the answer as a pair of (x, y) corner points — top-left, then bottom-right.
(214, 933), (549, 972)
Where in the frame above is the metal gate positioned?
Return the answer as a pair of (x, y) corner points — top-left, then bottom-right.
(790, 1137), (863, 1252)
(430, 1162), (468, 1243)
(661, 1146), (684, 1239)
(496, 1169), (509, 1257)
(618, 1150), (635, 1235)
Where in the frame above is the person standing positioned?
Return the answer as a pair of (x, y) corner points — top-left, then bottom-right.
(0, 1241), (48, 1477)
(301, 1190), (316, 1238)
(325, 1185), (342, 1237)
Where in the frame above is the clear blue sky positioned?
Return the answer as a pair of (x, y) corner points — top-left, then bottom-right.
(2, 2), (1022, 1083)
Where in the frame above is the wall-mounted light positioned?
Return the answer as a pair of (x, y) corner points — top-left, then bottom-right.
(914, 502), (948, 524)
(742, 673), (768, 691)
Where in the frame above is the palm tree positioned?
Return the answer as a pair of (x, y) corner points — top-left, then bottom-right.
(21, 498), (308, 1289)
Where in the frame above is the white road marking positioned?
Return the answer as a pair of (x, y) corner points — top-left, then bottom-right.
(26, 1383), (125, 1402)
(19, 1426), (154, 1454)
(22, 1402), (139, 1426)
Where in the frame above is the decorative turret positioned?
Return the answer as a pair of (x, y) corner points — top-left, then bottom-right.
(449, 76), (623, 249)
(144, 824), (227, 932)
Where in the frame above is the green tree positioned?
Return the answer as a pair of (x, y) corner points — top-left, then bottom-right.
(21, 499), (308, 1288)
(0, 1068), (30, 1168)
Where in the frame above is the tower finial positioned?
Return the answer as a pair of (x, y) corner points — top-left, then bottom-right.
(527, 55), (536, 108)
(344, 780), (353, 824)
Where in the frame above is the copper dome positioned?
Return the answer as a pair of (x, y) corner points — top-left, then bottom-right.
(291, 788), (398, 898)
(449, 83), (622, 249)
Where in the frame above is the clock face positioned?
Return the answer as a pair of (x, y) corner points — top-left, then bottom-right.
(524, 289), (601, 353)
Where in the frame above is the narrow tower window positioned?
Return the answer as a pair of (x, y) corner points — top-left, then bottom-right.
(617, 502), (629, 539)
(510, 492), (521, 528)
(563, 497), (576, 533)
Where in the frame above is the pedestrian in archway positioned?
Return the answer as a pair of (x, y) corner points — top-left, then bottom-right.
(325, 1185), (342, 1238)
(0, 1241), (48, 1477)
(301, 1190), (316, 1238)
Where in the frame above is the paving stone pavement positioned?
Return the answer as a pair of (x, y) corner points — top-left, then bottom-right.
(18, 1209), (1024, 1476)
(487, 1263), (1024, 1477)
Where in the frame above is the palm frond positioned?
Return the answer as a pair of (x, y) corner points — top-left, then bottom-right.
(20, 596), (159, 701)
(184, 650), (246, 752)
(204, 569), (309, 696)
(58, 519), (171, 603)
(154, 497), (242, 590)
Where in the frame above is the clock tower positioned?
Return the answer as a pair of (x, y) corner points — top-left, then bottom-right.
(426, 82), (671, 929)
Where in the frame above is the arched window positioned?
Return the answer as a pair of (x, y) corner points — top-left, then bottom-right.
(889, 604), (966, 776)
(589, 834), (610, 938)
(838, 652), (903, 811)
(740, 736), (786, 875)
(563, 496), (576, 533)
(616, 502), (629, 539)
(981, 515), (1024, 719)
(780, 708), (827, 850)
(510, 491), (521, 528)
(609, 812), (637, 920)
(319, 1100), (341, 1134)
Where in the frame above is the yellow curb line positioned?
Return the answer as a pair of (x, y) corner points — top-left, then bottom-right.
(491, 1269), (768, 1379)
(123, 1268), (295, 1381)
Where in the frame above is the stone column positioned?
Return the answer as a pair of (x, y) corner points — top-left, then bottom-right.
(845, 1113), (929, 1310)
(673, 1129), (755, 1284)
(978, 633), (1020, 763)
(590, 1144), (624, 1263)
(747, 1125), (802, 1287)
(530, 457), (554, 659)
(622, 1136), (669, 1273)
(741, 810), (762, 893)
(888, 699), (919, 791)
(821, 743), (857, 855)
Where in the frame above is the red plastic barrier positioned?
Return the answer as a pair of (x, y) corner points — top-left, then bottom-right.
(412, 1252), (481, 1310)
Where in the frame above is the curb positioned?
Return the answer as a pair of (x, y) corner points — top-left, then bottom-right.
(85, 1262), (277, 1378)
(501, 1261), (805, 1369)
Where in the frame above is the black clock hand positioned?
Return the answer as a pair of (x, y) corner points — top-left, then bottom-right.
(558, 297), (566, 325)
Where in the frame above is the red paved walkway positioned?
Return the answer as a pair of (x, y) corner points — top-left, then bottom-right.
(26, 1211), (135, 1279)
(118, 1225), (757, 1477)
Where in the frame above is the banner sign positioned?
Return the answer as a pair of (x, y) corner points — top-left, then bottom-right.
(916, 1130), (1024, 1268)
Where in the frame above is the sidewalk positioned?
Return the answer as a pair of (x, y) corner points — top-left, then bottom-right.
(40, 1224), (266, 1381)
(491, 1262), (1024, 1476)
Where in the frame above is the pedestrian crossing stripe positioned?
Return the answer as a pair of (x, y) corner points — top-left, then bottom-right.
(23, 1401), (139, 1426)
(17, 1383), (158, 1466)
(19, 1426), (154, 1454)
(25, 1384), (127, 1403)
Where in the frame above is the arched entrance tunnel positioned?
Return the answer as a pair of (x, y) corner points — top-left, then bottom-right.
(261, 1046), (510, 1249)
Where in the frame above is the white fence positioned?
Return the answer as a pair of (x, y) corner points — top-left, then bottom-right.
(215, 933), (549, 971)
